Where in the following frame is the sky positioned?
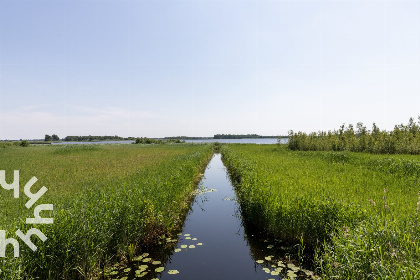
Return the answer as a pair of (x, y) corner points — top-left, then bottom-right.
(0, 0), (419, 140)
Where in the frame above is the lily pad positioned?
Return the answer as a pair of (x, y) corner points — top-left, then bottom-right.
(142, 258), (151, 263)
(174, 248), (181, 252)
(263, 267), (271, 273)
(256, 260), (264, 264)
(141, 253), (149, 257)
(152, 261), (161, 265)
(138, 264), (148, 271)
(168, 270), (179, 275)
(185, 237), (191, 240)
(180, 245), (187, 249)
(197, 243), (203, 246)
(184, 234), (190, 237)
(155, 267), (164, 273)
(189, 245), (195, 248)
(123, 267), (131, 272)
(192, 238), (197, 240)
(287, 270), (297, 279)
(137, 271), (148, 277)
(267, 245), (274, 249)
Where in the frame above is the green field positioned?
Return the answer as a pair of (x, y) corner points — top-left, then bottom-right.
(222, 144), (420, 279)
(0, 144), (213, 279)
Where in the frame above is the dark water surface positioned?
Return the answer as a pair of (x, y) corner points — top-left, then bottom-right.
(115, 154), (312, 280)
(159, 153), (273, 280)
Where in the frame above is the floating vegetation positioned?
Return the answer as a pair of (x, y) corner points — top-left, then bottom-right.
(256, 260), (264, 264)
(197, 243), (203, 246)
(192, 187), (217, 195)
(180, 245), (187, 249)
(168, 269), (179, 275)
(155, 267), (164, 273)
(152, 261), (161, 265)
(267, 245), (274, 249)
(142, 258), (151, 263)
(264, 255), (273, 261)
(189, 245), (196, 248)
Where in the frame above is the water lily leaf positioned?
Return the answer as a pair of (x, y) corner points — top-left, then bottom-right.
(174, 248), (181, 252)
(155, 267), (164, 273)
(185, 237), (191, 240)
(267, 245), (274, 249)
(142, 258), (151, 262)
(263, 268), (270, 273)
(197, 243), (203, 246)
(287, 263), (300, 272)
(109, 271), (118, 275)
(123, 267), (131, 272)
(133, 256), (143, 261)
(138, 265), (148, 271)
(287, 270), (297, 278)
(184, 234), (190, 237)
(180, 245), (187, 249)
(256, 260), (264, 264)
(189, 245), (195, 248)
(152, 261), (161, 265)
(270, 271), (279, 275)
(264, 256), (272, 261)
(141, 253), (149, 257)
(168, 270), (179, 275)
(302, 269), (314, 276)
(138, 271), (148, 277)
(192, 238), (197, 240)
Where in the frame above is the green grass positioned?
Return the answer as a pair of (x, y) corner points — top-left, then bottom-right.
(0, 143), (213, 279)
(221, 144), (420, 279)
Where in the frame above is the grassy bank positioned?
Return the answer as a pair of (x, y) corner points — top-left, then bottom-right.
(222, 144), (420, 279)
(0, 143), (213, 279)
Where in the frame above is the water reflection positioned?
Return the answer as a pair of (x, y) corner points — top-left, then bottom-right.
(110, 153), (313, 280)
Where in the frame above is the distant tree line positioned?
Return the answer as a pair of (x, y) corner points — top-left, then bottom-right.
(134, 137), (184, 144)
(63, 135), (135, 142)
(45, 134), (60, 141)
(214, 134), (279, 139)
(288, 117), (420, 154)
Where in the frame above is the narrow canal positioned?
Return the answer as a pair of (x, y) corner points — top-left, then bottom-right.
(120, 153), (314, 279)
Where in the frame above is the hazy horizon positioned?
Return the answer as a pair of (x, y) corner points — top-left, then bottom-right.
(1, 1), (419, 140)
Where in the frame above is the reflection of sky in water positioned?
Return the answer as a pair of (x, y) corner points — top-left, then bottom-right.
(157, 154), (309, 280)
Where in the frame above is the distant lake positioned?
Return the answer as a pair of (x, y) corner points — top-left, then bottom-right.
(51, 138), (287, 145)
(185, 138), (286, 144)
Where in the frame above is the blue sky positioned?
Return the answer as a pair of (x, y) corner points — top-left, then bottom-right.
(0, 0), (419, 140)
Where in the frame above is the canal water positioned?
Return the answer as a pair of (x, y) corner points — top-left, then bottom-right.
(116, 153), (313, 280)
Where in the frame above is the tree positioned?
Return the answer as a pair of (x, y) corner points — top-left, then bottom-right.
(44, 134), (52, 141)
(20, 140), (29, 147)
(52, 134), (59, 141)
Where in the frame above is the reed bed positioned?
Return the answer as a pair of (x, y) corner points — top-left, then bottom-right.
(222, 144), (420, 279)
(0, 143), (213, 279)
